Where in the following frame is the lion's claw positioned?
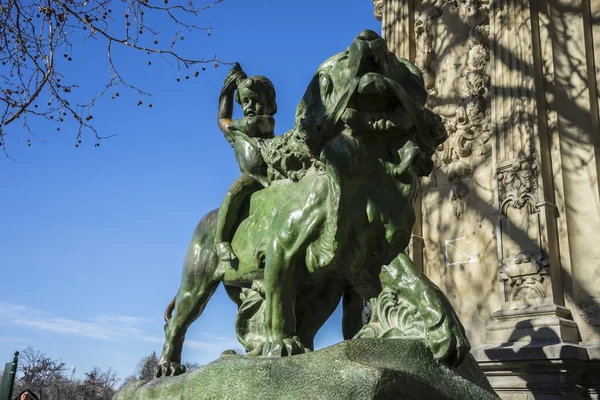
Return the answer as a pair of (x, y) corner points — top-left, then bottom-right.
(262, 336), (305, 357)
(154, 361), (186, 378)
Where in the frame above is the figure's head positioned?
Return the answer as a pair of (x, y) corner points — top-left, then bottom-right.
(235, 75), (277, 117)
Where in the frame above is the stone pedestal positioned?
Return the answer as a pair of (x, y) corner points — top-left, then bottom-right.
(114, 339), (499, 400)
(473, 342), (600, 399)
(371, 0), (600, 398)
(486, 302), (580, 345)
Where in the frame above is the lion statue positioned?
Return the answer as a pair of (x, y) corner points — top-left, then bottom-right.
(155, 30), (469, 378)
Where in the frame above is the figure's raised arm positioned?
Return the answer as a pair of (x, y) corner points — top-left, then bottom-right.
(218, 63), (247, 145)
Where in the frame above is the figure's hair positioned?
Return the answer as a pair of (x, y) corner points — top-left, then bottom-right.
(235, 75), (277, 115)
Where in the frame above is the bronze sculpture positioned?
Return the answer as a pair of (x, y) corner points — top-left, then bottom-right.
(155, 30), (469, 379)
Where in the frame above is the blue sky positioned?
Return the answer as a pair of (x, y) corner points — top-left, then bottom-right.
(0, 0), (381, 382)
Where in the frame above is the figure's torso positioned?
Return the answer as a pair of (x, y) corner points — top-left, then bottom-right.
(230, 116), (274, 185)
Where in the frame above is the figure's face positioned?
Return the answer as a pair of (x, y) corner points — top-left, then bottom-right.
(20, 393), (31, 400)
(238, 86), (265, 116)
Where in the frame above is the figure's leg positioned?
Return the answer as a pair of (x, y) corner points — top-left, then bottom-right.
(156, 213), (224, 377)
(262, 239), (305, 357)
(215, 175), (262, 261)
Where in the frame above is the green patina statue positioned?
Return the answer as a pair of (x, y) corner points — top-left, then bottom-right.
(215, 64), (277, 262)
(155, 30), (469, 379)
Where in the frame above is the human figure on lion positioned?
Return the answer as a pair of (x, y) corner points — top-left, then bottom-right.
(215, 62), (277, 262)
(154, 30), (468, 380)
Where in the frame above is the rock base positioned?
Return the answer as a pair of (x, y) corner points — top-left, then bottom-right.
(114, 338), (499, 400)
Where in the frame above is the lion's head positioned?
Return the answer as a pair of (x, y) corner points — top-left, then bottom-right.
(294, 30), (446, 176)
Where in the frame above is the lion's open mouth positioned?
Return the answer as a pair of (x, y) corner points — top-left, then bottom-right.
(358, 56), (378, 76)
(341, 72), (414, 136)
(318, 32), (422, 138)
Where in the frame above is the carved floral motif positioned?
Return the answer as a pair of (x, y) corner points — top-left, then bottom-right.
(496, 157), (545, 303)
(415, 0), (491, 218)
(497, 157), (538, 214)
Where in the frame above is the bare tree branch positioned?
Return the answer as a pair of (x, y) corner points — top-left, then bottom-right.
(0, 0), (227, 156)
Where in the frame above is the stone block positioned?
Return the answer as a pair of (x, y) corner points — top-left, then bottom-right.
(115, 339), (499, 400)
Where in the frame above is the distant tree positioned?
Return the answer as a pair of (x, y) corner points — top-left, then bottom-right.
(14, 346), (67, 398)
(184, 360), (201, 372)
(76, 367), (118, 400)
(10, 347), (203, 396)
(11, 347), (119, 400)
(137, 350), (159, 383)
(0, 0), (225, 156)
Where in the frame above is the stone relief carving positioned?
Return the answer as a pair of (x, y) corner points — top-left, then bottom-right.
(497, 157), (538, 214)
(414, 0), (491, 218)
(372, 0), (383, 21)
(499, 252), (549, 302)
(415, 4), (442, 103)
(496, 157), (549, 303)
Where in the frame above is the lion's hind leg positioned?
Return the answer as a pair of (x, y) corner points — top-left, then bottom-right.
(156, 213), (223, 378)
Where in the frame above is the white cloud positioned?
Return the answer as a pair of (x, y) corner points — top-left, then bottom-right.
(186, 338), (240, 351)
(90, 315), (153, 325)
(136, 334), (239, 351)
(11, 318), (117, 340)
(0, 301), (239, 353)
(0, 302), (30, 315)
(1, 301), (149, 341)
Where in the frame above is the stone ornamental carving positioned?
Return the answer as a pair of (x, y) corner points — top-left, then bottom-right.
(414, 4), (442, 104)
(498, 252), (549, 302)
(414, 0), (491, 218)
(496, 157), (548, 303)
(372, 0), (600, 397)
(372, 0), (383, 21)
(497, 157), (538, 214)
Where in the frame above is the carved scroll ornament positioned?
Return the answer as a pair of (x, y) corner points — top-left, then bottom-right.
(372, 0), (383, 21)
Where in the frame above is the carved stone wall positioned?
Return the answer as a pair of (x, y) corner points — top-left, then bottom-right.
(373, 0), (600, 397)
(377, 0), (500, 346)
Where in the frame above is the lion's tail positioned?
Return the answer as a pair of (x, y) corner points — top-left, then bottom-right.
(164, 296), (176, 322)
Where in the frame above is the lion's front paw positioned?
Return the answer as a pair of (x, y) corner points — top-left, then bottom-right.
(154, 361), (186, 378)
(262, 336), (305, 357)
(426, 311), (470, 367)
